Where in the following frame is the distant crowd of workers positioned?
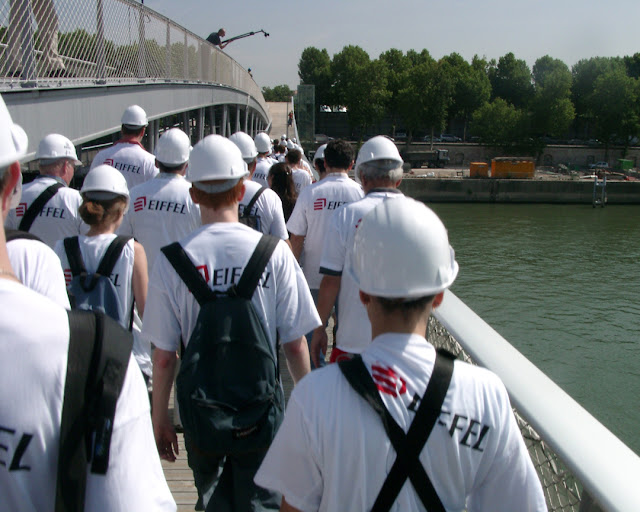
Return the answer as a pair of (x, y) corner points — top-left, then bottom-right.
(0, 94), (547, 511)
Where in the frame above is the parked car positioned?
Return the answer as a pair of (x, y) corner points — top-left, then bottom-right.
(440, 134), (461, 142)
(589, 161), (609, 170)
(319, 105), (331, 113)
(423, 135), (441, 143)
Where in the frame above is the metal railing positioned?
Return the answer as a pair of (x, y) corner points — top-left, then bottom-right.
(0, 0), (265, 111)
(430, 290), (640, 511)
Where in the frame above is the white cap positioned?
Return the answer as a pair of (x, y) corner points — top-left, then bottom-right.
(314, 144), (327, 162)
(187, 135), (248, 193)
(81, 164), (130, 200)
(229, 131), (258, 162)
(36, 134), (81, 165)
(254, 132), (272, 153)
(355, 136), (403, 171)
(348, 197), (458, 299)
(155, 128), (191, 166)
(121, 105), (148, 127)
(0, 94), (28, 168)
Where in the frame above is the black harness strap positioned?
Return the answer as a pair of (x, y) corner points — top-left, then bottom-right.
(18, 182), (63, 232)
(5, 228), (43, 243)
(241, 186), (267, 218)
(233, 235), (279, 299)
(339, 349), (455, 512)
(161, 242), (215, 306)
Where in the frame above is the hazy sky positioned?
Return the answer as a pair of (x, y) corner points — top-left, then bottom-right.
(148, 0), (640, 89)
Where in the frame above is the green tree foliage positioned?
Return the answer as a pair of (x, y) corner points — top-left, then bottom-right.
(262, 85), (295, 102)
(298, 47), (332, 108)
(571, 57), (625, 126)
(531, 56), (575, 138)
(379, 48), (411, 135)
(489, 52), (534, 109)
(441, 53), (491, 140)
(590, 69), (639, 148)
(331, 46), (389, 135)
(470, 98), (524, 149)
(398, 57), (452, 141)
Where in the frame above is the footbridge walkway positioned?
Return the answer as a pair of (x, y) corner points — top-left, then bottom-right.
(0, 0), (270, 163)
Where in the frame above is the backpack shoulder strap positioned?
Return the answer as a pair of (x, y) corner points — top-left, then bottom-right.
(242, 186), (267, 218)
(96, 236), (132, 278)
(63, 236), (86, 277)
(18, 182), (64, 232)
(161, 242), (214, 306)
(56, 310), (133, 511)
(233, 234), (279, 300)
(338, 349), (455, 512)
(5, 228), (43, 243)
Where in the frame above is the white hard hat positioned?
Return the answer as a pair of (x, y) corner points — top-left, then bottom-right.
(35, 134), (81, 165)
(292, 138), (297, 144)
(229, 131), (258, 161)
(281, 134), (287, 140)
(286, 140), (295, 150)
(155, 128), (191, 166)
(254, 132), (271, 153)
(0, 94), (28, 168)
(355, 136), (403, 171)
(348, 197), (458, 299)
(81, 164), (129, 200)
(187, 134), (248, 192)
(314, 144), (327, 161)
(121, 105), (148, 127)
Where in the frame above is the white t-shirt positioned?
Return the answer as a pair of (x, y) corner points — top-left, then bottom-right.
(119, 173), (201, 271)
(286, 173), (364, 289)
(292, 168), (312, 193)
(0, 279), (176, 511)
(143, 222), (321, 353)
(91, 140), (158, 190)
(54, 234), (152, 377)
(320, 189), (403, 353)
(7, 237), (71, 309)
(255, 333), (547, 512)
(253, 157), (275, 187)
(5, 176), (87, 249)
(239, 179), (289, 240)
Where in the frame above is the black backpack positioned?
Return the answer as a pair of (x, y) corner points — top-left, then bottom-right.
(239, 186), (267, 232)
(63, 235), (132, 329)
(56, 310), (133, 512)
(161, 234), (284, 456)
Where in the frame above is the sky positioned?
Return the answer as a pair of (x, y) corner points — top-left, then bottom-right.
(146, 0), (640, 89)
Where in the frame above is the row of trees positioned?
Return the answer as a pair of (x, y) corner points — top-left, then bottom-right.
(297, 46), (640, 152)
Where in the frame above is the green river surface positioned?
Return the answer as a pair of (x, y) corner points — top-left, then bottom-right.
(429, 203), (640, 456)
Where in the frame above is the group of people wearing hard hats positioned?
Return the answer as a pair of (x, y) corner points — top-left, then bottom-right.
(0, 91), (547, 511)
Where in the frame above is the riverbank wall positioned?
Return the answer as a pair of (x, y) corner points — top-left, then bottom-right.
(399, 178), (640, 204)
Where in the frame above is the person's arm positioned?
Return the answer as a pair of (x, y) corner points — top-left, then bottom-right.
(289, 234), (305, 261)
(152, 348), (179, 462)
(310, 274), (341, 368)
(282, 336), (311, 384)
(280, 497), (302, 512)
(132, 240), (148, 317)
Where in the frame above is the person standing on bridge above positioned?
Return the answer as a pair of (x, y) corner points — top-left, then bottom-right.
(5, 133), (87, 248)
(230, 131), (289, 241)
(206, 28), (230, 49)
(144, 134), (319, 511)
(0, 93), (176, 512)
(310, 136), (405, 367)
(253, 131), (277, 187)
(255, 197), (547, 511)
(287, 139), (364, 368)
(91, 104), (158, 191)
(119, 127), (201, 272)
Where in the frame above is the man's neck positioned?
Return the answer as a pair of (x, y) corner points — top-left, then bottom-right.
(200, 204), (239, 225)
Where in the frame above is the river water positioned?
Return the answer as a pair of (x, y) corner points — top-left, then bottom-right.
(429, 203), (640, 456)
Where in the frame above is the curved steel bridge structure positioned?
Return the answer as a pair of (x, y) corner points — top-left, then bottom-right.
(0, 0), (270, 162)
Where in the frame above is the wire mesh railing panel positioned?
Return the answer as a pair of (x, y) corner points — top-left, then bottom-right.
(427, 316), (583, 511)
(0, 0), (268, 114)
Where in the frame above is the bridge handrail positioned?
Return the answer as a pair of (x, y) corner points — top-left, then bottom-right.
(433, 290), (640, 511)
(0, 0), (267, 114)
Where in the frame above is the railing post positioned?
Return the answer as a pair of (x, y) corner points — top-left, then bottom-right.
(209, 106), (216, 135)
(236, 106), (241, 133)
(197, 108), (204, 141)
(182, 112), (190, 139)
(96, 0), (106, 82)
(137, 4), (146, 80)
(221, 106), (228, 137)
(165, 22), (171, 79)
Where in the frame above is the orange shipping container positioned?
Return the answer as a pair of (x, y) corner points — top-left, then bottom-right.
(491, 158), (535, 178)
(469, 162), (489, 178)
